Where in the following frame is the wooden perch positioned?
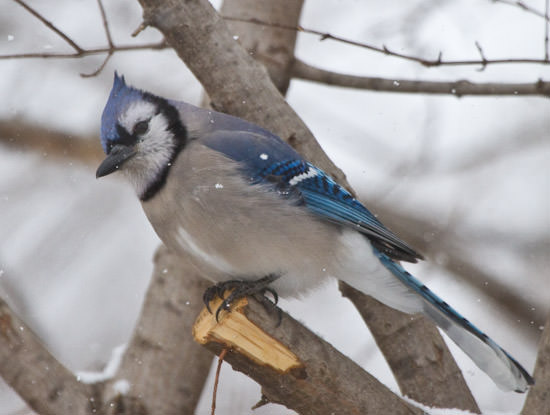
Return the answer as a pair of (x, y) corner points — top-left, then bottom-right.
(194, 297), (301, 373)
(193, 295), (424, 415)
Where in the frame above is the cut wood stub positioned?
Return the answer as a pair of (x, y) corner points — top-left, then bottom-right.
(192, 296), (302, 373)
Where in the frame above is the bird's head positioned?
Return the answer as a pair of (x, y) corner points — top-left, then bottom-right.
(97, 72), (186, 200)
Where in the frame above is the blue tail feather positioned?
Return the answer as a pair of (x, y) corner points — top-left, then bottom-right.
(373, 247), (534, 392)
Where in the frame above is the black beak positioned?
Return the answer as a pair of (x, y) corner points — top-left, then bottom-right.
(96, 144), (136, 178)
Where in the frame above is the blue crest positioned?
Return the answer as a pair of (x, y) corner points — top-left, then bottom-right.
(100, 72), (144, 153)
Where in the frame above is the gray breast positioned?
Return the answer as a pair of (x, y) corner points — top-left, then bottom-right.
(141, 141), (341, 291)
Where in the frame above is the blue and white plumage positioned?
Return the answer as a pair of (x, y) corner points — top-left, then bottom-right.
(97, 73), (534, 393)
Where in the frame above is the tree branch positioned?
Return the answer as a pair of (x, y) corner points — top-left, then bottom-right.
(492, 0), (550, 21)
(102, 246), (213, 414)
(220, 0), (304, 95)
(546, 0), (549, 60)
(0, 43), (168, 61)
(136, 0), (348, 187)
(13, 0), (84, 53)
(522, 313), (550, 415)
(0, 295), (93, 415)
(4, 0), (168, 78)
(0, 119), (103, 165)
(194, 295), (424, 415)
(223, 16), (550, 68)
(340, 283), (480, 412)
(292, 59), (550, 97)
(96, 0), (114, 49)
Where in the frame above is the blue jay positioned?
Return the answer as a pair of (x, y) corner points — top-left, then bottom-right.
(97, 73), (533, 393)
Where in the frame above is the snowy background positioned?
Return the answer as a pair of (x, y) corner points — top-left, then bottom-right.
(0, 0), (549, 414)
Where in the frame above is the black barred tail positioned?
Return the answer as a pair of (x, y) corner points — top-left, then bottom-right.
(373, 248), (534, 393)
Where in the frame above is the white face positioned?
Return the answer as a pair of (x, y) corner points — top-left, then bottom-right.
(118, 100), (178, 197)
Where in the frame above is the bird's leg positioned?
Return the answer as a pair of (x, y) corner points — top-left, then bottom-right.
(202, 274), (281, 322)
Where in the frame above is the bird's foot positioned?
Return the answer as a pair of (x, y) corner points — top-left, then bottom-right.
(203, 274), (280, 322)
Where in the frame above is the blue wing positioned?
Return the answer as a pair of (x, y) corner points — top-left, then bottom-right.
(202, 129), (422, 262)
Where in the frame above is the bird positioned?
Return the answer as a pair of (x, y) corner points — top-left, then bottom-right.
(97, 72), (534, 393)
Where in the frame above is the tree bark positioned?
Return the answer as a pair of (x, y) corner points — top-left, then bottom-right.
(137, 0), (347, 185)
(291, 58), (550, 97)
(0, 295), (94, 415)
(194, 296), (424, 415)
(102, 246), (213, 414)
(522, 313), (550, 415)
(220, 0), (303, 95)
(340, 283), (480, 412)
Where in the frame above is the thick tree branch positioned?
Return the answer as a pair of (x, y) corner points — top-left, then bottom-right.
(136, 0), (348, 186)
(292, 59), (550, 97)
(522, 313), (550, 415)
(340, 283), (480, 412)
(0, 249), (214, 415)
(0, 119), (103, 165)
(194, 296), (424, 415)
(0, 295), (93, 415)
(102, 246), (213, 414)
(220, 0), (303, 95)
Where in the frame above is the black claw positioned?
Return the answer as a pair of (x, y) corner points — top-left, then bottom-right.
(253, 292), (283, 327)
(202, 274), (281, 322)
(263, 287), (279, 305)
(203, 285), (219, 314)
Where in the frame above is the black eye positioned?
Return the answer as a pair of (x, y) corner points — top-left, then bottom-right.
(133, 120), (149, 136)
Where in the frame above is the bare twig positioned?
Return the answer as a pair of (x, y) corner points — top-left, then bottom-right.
(132, 21), (150, 37)
(13, 0), (83, 53)
(79, 0), (116, 77)
(492, 0), (550, 21)
(81, 52), (113, 78)
(96, 0), (114, 48)
(474, 41), (488, 70)
(5, 0), (168, 77)
(223, 16), (550, 67)
(546, 0), (549, 60)
(0, 42), (168, 61)
(211, 348), (228, 415)
(292, 59), (550, 97)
